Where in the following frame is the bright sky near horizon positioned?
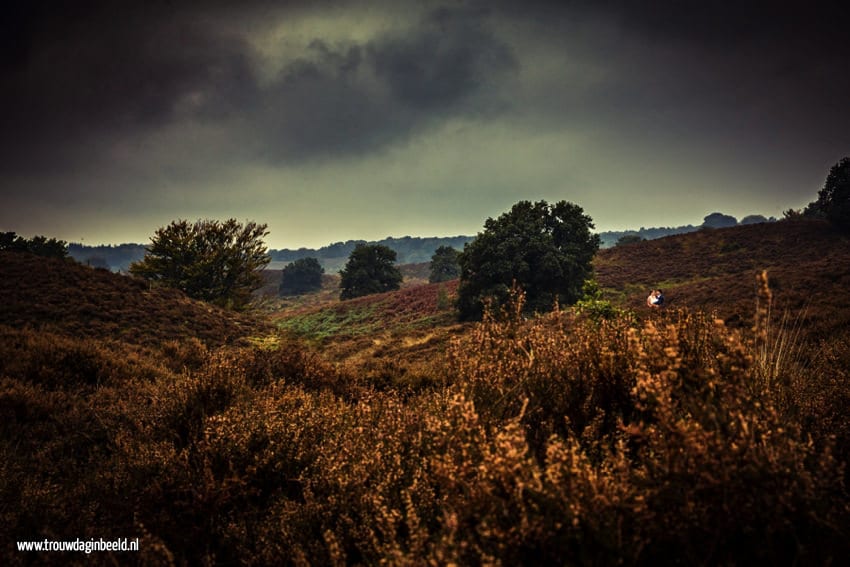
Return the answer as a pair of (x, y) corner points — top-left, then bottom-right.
(1, 1), (847, 248)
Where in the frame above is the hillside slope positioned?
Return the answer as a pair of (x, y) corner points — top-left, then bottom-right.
(0, 252), (267, 346)
(595, 219), (850, 337)
(271, 219), (850, 367)
(273, 279), (464, 366)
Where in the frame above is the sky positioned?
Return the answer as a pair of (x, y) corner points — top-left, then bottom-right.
(1, 0), (848, 249)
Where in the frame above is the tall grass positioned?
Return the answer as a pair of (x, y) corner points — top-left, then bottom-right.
(751, 270), (811, 414)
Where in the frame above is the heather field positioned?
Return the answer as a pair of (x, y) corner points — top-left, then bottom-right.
(2, 219), (850, 565)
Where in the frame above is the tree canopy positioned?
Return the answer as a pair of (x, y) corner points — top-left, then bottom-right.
(1, 232), (68, 259)
(279, 257), (324, 296)
(339, 244), (403, 300)
(702, 212), (738, 229)
(129, 218), (269, 310)
(428, 245), (460, 283)
(457, 200), (600, 320)
(809, 157), (850, 231)
(740, 214), (768, 225)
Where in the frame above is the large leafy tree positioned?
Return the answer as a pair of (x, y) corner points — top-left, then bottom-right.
(339, 243), (403, 300)
(809, 157), (850, 231)
(457, 200), (600, 320)
(279, 257), (324, 296)
(130, 218), (269, 309)
(428, 245), (460, 283)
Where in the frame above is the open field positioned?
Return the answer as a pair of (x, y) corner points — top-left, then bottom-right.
(1, 219), (849, 565)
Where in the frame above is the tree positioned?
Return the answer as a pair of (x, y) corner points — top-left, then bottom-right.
(279, 257), (324, 296)
(457, 200), (600, 320)
(740, 214), (768, 225)
(129, 218), (269, 310)
(339, 243), (403, 300)
(428, 245), (460, 283)
(810, 157), (850, 231)
(1, 231), (68, 259)
(702, 212), (738, 229)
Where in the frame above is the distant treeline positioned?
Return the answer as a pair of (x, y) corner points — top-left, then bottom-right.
(269, 236), (475, 272)
(67, 236), (476, 273)
(66, 212), (775, 272)
(67, 243), (148, 272)
(597, 212), (776, 248)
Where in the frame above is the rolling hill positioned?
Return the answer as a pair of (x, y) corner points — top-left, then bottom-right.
(3, 218), (849, 564)
(0, 252), (268, 347)
(269, 218), (850, 365)
(594, 218), (850, 339)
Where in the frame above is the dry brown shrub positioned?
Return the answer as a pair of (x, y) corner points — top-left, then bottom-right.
(437, 292), (849, 564)
(2, 285), (848, 564)
(0, 326), (169, 389)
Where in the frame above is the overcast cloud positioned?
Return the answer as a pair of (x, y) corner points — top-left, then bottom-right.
(1, 0), (847, 247)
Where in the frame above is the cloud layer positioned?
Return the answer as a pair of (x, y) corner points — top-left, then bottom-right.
(1, 1), (848, 247)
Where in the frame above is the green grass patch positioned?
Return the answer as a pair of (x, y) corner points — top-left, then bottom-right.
(277, 303), (380, 341)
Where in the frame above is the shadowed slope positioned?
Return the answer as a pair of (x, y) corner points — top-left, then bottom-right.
(0, 252), (268, 346)
(595, 219), (850, 338)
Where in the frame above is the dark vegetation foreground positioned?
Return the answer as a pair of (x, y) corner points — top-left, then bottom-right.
(2, 219), (849, 565)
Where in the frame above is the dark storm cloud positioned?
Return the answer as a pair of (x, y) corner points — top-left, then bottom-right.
(232, 4), (516, 162)
(0, 1), (260, 174)
(371, 5), (511, 110)
(3, 0), (847, 248)
(500, 0), (846, 42)
(496, 0), (849, 161)
(0, 0), (516, 174)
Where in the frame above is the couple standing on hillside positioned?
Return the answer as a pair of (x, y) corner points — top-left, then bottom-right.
(646, 289), (665, 308)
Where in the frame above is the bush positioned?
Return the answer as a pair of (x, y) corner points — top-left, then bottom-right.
(279, 257), (324, 296)
(2, 298), (848, 564)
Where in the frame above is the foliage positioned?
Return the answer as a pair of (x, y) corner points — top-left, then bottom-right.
(4, 221), (850, 565)
(3, 292), (848, 564)
(445, 300), (847, 565)
(339, 244), (403, 300)
(428, 245), (460, 283)
(740, 214), (769, 225)
(809, 156), (850, 230)
(457, 200), (600, 320)
(279, 257), (324, 296)
(270, 235), (474, 266)
(0, 231), (68, 259)
(598, 225), (700, 248)
(129, 218), (270, 310)
(574, 278), (627, 323)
